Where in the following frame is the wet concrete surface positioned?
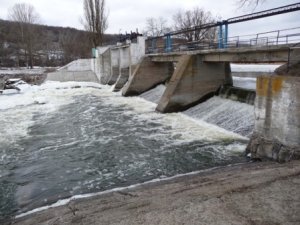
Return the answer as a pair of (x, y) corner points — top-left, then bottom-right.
(10, 161), (300, 225)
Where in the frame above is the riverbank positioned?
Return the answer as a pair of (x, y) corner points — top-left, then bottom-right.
(0, 67), (54, 85)
(11, 160), (300, 225)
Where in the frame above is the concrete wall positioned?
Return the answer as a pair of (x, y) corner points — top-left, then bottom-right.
(49, 37), (146, 87)
(113, 47), (130, 91)
(107, 48), (120, 85)
(246, 76), (300, 162)
(156, 55), (232, 113)
(47, 70), (99, 82)
(122, 56), (173, 96)
(47, 59), (100, 83)
(130, 37), (146, 65)
(0, 78), (4, 92)
(59, 59), (93, 72)
(91, 58), (101, 81)
(113, 37), (146, 91)
(100, 48), (112, 84)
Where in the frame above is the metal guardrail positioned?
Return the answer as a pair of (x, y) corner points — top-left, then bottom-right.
(146, 27), (300, 54)
(145, 3), (300, 54)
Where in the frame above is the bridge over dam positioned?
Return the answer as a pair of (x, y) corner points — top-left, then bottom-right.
(123, 45), (298, 112)
(47, 3), (300, 163)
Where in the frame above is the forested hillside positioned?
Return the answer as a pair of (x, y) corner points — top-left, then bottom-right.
(0, 19), (118, 67)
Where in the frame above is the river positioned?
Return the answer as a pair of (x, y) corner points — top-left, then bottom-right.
(0, 80), (251, 221)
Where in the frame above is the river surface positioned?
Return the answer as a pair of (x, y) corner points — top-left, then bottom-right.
(0, 81), (249, 221)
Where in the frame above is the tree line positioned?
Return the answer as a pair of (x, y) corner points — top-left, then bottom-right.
(143, 0), (266, 41)
(0, 1), (114, 68)
(0, 18), (116, 68)
(0, 0), (264, 68)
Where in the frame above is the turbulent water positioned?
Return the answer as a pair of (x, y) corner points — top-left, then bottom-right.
(0, 81), (249, 221)
(140, 84), (166, 103)
(184, 96), (254, 137)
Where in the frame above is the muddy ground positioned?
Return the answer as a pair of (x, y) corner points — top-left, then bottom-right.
(9, 161), (300, 225)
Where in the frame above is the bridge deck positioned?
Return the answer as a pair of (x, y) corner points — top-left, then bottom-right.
(148, 44), (296, 63)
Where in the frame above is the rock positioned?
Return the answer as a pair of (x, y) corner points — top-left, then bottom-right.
(247, 133), (300, 162)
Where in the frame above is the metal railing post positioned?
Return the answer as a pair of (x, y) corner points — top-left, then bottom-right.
(165, 34), (172, 53)
(224, 22), (228, 48)
(256, 34), (259, 46)
(218, 23), (223, 49)
(151, 38), (157, 53)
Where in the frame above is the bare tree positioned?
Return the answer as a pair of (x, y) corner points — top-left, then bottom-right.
(81, 0), (108, 47)
(8, 3), (40, 68)
(237, 0), (266, 9)
(144, 17), (170, 37)
(172, 7), (216, 42)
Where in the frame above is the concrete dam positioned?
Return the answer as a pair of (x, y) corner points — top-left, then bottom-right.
(2, 4), (300, 223)
(47, 35), (300, 163)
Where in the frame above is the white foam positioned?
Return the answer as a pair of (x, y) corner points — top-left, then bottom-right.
(140, 85), (166, 104)
(1, 81), (249, 155)
(184, 96), (254, 137)
(232, 76), (257, 90)
(98, 92), (246, 142)
(231, 63), (281, 72)
(0, 81), (105, 147)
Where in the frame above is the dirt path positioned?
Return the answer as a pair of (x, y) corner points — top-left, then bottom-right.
(12, 161), (300, 225)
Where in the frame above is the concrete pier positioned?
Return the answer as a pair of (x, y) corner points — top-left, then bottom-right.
(98, 47), (112, 85)
(113, 46), (130, 91)
(247, 75), (300, 162)
(114, 67), (130, 91)
(122, 56), (173, 96)
(156, 55), (232, 113)
(113, 37), (146, 91)
(107, 48), (120, 85)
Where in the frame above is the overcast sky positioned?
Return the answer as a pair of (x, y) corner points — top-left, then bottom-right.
(0, 0), (299, 36)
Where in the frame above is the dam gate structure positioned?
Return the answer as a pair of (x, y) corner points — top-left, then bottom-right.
(47, 3), (300, 162)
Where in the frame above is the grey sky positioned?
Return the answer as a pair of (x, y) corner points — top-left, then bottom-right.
(0, 0), (299, 36)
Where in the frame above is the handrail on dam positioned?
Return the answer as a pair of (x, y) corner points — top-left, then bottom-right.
(146, 27), (300, 54)
(146, 3), (300, 54)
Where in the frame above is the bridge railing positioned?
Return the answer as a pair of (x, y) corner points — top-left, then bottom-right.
(146, 27), (300, 54)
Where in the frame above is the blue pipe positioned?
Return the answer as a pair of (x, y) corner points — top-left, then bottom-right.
(218, 24), (223, 49)
(224, 23), (228, 48)
(165, 34), (172, 52)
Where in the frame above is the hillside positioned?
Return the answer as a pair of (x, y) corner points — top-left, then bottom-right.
(0, 19), (119, 67)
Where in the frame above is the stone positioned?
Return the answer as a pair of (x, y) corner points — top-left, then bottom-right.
(278, 146), (294, 163)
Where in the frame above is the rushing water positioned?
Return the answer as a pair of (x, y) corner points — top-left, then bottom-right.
(184, 96), (254, 137)
(0, 81), (249, 221)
